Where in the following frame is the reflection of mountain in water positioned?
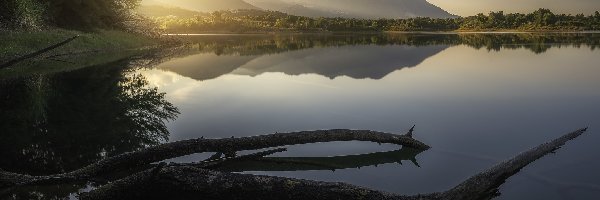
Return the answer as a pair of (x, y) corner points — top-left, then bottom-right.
(158, 44), (448, 81)
(232, 45), (448, 79)
(157, 53), (259, 81)
(158, 33), (599, 82)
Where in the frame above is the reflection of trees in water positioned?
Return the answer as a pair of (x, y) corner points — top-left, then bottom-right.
(160, 33), (600, 82)
(457, 33), (600, 53)
(0, 61), (179, 199)
(183, 33), (600, 55)
(0, 61), (179, 177)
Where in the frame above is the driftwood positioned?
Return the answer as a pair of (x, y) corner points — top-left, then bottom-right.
(435, 127), (589, 200)
(0, 36), (79, 69)
(0, 129), (426, 187)
(78, 128), (589, 200)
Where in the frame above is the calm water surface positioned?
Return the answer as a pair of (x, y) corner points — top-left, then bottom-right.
(1, 33), (599, 199)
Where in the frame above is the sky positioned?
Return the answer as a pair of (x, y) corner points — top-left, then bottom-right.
(427, 0), (600, 16)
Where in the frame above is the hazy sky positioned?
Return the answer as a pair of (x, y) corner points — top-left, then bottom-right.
(427, 0), (600, 16)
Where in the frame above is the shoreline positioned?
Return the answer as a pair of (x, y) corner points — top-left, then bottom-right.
(162, 30), (600, 36)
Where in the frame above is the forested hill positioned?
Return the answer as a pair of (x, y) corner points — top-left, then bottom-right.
(153, 9), (600, 33)
(1, 0), (143, 30)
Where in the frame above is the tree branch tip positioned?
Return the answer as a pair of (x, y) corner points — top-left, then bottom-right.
(404, 125), (416, 138)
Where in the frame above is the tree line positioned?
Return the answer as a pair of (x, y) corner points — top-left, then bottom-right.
(155, 9), (600, 33)
(2, 2), (599, 33)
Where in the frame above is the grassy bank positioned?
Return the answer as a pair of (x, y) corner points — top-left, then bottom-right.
(0, 29), (163, 78)
(0, 29), (159, 61)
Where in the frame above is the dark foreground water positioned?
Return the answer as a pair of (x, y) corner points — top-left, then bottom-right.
(1, 33), (600, 199)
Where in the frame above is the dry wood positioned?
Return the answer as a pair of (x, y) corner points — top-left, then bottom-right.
(0, 129), (426, 187)
(79, 128), (589, 200)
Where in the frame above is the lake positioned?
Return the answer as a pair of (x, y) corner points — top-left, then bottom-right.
(1, 33), (599, 199)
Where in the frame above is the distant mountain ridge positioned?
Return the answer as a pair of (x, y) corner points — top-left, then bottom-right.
(141, 0), (456, 18)
(246, 0), (340, 17)
(146, 0), (260, 12)
(246, 0), (456, 18)
(137, 5), (208, 17)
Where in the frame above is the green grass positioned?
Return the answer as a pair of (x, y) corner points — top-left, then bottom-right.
(0, 29), (158, 60)
(0, 29), (162, 78)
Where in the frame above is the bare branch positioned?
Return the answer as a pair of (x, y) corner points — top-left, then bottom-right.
(78, 128), (589, 200)
(1, 129), (426, 187)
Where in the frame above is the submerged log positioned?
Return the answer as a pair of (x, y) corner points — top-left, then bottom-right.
(0, 129), (426, 187)
(79, 128), (589, 200)
(434, 127), (589, 200)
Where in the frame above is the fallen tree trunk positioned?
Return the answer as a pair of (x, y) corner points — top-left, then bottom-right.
(0, 36), (79, 69)
(435, 127), (589, 200)
(79, 128), (589, 200)
(0, 129), (426, 187)
(81, 165), (412, 200)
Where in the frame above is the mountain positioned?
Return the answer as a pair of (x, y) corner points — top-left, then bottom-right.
(141, 0), (455, 18)
(246, 0), (340, 17)
(137, 5), (208, 17)
(145, 0), (260, 12)
(247, 0), (456, 19)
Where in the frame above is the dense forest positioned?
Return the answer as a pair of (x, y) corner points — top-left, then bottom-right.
(155, 9), (600, 33)
(2, 1), (599, 33)
(0, 0), (143, 30)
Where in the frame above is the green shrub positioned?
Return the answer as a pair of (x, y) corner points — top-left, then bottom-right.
(0, 0), (45, 30)
(1, 0), (142, 30)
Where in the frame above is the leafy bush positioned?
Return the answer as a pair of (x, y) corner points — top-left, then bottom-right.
(1, 0), (142, 30)
(0, 0), (45, 30)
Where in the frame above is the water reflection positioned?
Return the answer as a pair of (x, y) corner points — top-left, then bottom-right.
(2, 33), (600, 200)
(182, 33), (600, 56)
(161, 45), (448, 80)
(159, 33), (600, 82)
(0, 61), (179, 199)
(143, 33), (600, 200)
(215, 147), (424, 172)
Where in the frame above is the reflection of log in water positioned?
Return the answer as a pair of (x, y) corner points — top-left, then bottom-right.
(211, 147), (424, 172)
